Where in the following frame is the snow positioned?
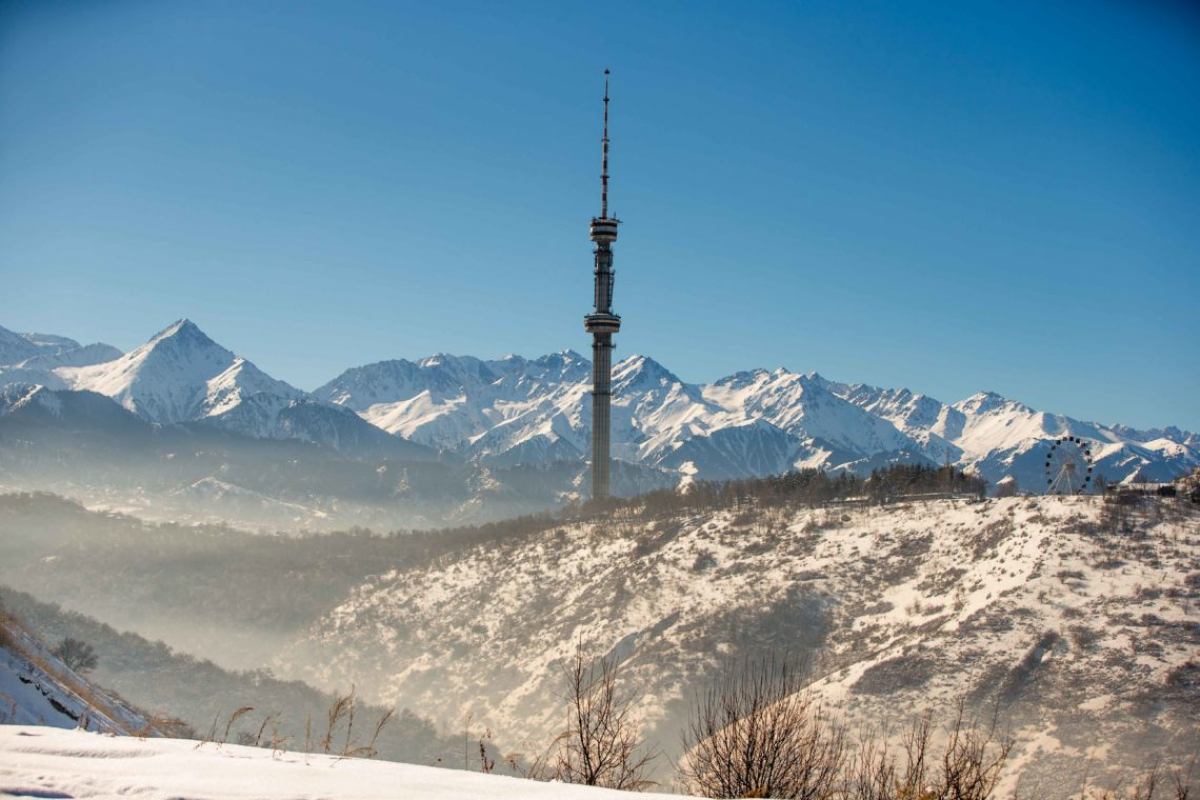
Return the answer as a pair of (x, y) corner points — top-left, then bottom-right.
(0, 726), (685, 800)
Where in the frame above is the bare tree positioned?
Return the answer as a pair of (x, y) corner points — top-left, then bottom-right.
(553, 641), (657, 791)
(678, 654), (845, 799)
(52, 637), (98, 673)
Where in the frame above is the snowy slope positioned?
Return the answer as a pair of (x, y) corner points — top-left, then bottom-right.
(282, 496), (1199, 792)
(14, 342), (123, 371)
(314, 351), (594, 462)
(0, 327), (50, 366)
(1, 615), (150, 734)
(0, 726), (685, 800)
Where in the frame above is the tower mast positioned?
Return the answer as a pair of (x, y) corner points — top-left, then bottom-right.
(584, 69), (621, 500)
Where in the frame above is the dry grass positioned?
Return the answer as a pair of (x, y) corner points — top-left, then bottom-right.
(0, 691), (16, 724)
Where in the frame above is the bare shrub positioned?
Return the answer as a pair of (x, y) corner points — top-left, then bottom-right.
(0, 604), (14, 651)
(553, 641), (657, 790)
(1085, 758), (1196, 800)
(845, 703), (1012, 800)
(678, 654), (845, 799)
(136, 715), (194, 740)
(311, 685), (393, 759)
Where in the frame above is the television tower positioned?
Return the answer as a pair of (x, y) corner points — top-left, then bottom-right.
(584, 69), (621, 500)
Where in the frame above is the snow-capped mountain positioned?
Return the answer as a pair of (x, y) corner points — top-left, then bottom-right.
(0, 326), (49, 366)
(826, 380), (1200, 491)
(316, 354), (934, 481)
(320, 351), (1197, 488)
(313, 350), (594, 463)
(37, 320), (432, 459)
(58, 319), (304, 424)
(1, 318), (1194, 493)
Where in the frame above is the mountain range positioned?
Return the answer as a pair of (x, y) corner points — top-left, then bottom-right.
(0, 319), (1195, 527)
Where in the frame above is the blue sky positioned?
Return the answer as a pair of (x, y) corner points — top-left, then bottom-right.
(2, 0), (1198, 430)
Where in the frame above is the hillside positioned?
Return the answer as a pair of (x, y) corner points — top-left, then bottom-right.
(0, 586), (468, 768)
(0, 602), (152, 734)
(279, 495), (1200, 794)
(1, 487), (1196, 795)
(0, 492), (569, 667)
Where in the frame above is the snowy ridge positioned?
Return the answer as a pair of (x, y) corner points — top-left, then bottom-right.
(0, 324), (122, 389)
(324, 352), (1197, 488)
(2, 318), (1195, 490)
(28, 320), (433, 459)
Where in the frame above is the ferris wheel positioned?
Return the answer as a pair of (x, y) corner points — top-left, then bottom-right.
(1044, 436), (1094, 495)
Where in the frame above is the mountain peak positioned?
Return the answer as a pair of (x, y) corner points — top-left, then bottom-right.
(615, 354), (677, 380)
(956, 390), (1031, 417)
(152, 318), (211, 345)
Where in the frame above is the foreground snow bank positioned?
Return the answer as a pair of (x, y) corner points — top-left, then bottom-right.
(0, 725), (683, 800)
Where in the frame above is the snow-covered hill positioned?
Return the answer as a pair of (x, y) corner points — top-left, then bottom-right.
(280, 496), (1200, 793)
(0, 726), (684, 800)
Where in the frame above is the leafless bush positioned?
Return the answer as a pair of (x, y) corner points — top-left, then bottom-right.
(52, 637), (98, 674)
(553, 641), (658, 790)
(253, 711), (281, 747)
(678, 654), (845, 799)
(845, 704), (1012, 800)
(134, 714), (194, 740)
(1085, 759), (1196, 800)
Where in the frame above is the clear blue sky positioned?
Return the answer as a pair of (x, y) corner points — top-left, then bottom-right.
(2, 0), (1198, 430)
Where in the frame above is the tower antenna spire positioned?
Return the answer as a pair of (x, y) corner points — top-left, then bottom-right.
(585, 68), (622, 501)
(601, 68), (610, 219)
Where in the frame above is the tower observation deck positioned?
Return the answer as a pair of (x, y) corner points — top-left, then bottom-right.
(584, 69), (621, 500)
